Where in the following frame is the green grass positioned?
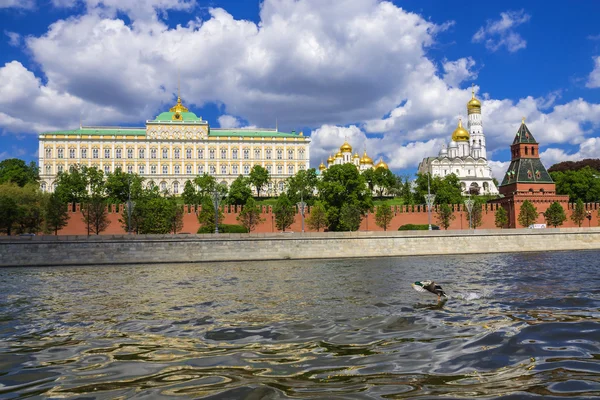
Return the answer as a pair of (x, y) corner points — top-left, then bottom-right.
(373, 197), (406, 206)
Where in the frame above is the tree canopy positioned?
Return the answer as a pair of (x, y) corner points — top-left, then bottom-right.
(550, 166), (600, 202)
(414, 173), (463, 205)
(248, 165), (270, 197)
(0, 158), (39, 187)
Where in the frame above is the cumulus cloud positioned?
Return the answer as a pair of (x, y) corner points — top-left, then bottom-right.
(586, 56), (600, 88)
(540, 137), (600, 168)
(218, 115), (241, 129)
(0, 0), (35, 9)
(472, 10), (530, 52)
(488, 160), (511, 181)
(4, 31), (20, 46)
(442, 57), (477, 88)
(50, 0), (196, 20)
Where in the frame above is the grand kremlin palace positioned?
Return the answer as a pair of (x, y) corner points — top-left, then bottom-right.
(38, 97), (311, 195)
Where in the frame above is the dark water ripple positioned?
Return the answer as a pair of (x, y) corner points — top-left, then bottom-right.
(1, 251), (599, 398)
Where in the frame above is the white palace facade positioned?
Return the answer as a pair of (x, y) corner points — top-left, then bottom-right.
(38, 97), (311, 195)
(418, 87), (499, 195)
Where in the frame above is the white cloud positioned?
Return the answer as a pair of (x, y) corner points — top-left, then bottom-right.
(0, 0), (34, 9)
(218, 115), (241, 129)
(472, 10), (530, 52)
(442, 57), (477, 88)
(488, 160), (511, 181)
(541, 137), (600, 167)
(586, 56), (600, 88)
(51, 0), (196, 20)
(4, 31), (21, 46)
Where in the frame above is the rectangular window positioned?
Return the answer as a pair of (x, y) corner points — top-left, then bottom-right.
(45, 165), (52, 174)
(232, 165), (238, 174)
(288, 150), (294, 160)
(243, 165), (250, 174)
(175, 165), (180, 174)
(139, 149), (145, 159)
(186, 165), (192, 174)
(93, 149), (99, 159)
(151, 165), (157, 174)
(254, 149), (260, 159)
(104, 149), (110, 159)
(267, 165), (272, 174)
(288, 165), (294, 174)
(69, 149), (75, 159)
(162, 148), (168, 159)
(277, 165), (283, 175)
(174, 149), (180, 159)
(244, 149), (249, 159)
(139, 165), (145, 174)
(209, 149), (215, 159)
(198, 149), (204, 159)
(45, 148), (52, 158)
(104, 165), (109, 174)
(266, 149), (272, 160)
(220, 149), (227, 159)
(57, 148), (64, 159)
(232, 149), (238, 160)
(299, 150), (305, 160)
(221, 165), (227, 174)
(81, 148), (87, 158)
(186, 149), (192, 159)
(116, 149), (122, 159)
(163, 165), (168, 174)
(198, 165), (204, 174)
(127, 165), (133, 174)
(57, 165), (64, 173)
(210, 165), (216, 174)
(127, 148), (133, 159)
(299, 165), (305, 170)
(151, 148), (157, 159)
(277, 149), (283, 160)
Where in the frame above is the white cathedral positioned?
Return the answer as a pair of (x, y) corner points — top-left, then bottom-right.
(418, 87), (499, 195)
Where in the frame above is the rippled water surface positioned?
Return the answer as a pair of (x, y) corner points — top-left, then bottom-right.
(1, 251), (600, 399)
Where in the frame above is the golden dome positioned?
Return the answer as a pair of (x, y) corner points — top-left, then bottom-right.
(335, 151), (343, 158)
(340, 141), (352, 153)
(359, 150), (373, 165)
(327, 154), (335, 164)
(467, 86), (481, 114)
(375, 157), (389, 170)
(451, 118), (470, 142)
(353, 152), (360, 159)
(319, 161), (326, 171)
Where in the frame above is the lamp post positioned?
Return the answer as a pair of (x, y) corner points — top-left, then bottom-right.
(211, 188), (224, 234)
(296, 191), (306, 233)
(425, 173), (436, 231)
(586, 211), (592, 227)
(464, 195), (474, 230)
(365, 211), (369, 231)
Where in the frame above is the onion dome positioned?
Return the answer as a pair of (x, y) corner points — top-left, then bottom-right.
(449, 140), (458, 148)
(375, 157), (389, 169)
(359, 150), (373, 165)
(467, 86), (481, 115)
(327, 154), (335, 164)
(439, 145), (448, 156)
(335, 151), (343, 158)
(319, 161), (327, 171)
(340, 141), (352, 153)
(451, 118), (470, 142)
(353, 152), (360, 160)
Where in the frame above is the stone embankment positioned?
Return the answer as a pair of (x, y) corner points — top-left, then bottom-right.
(1, 228), (600, 267)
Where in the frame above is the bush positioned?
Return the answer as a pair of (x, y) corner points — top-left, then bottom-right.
(398, 224), (440, 231)
(197, 224), (249, 234)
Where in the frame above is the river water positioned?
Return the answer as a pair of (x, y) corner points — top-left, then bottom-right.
(0, 251), (599, 399)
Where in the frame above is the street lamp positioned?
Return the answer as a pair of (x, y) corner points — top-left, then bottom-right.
(464, 195), (474, 230)
(126, 173), (135, 234)
(425, 173), (436, 231)
(211, 188), (224, 234)
(586, 211), (592, 227)
(296, 191), (306, 233)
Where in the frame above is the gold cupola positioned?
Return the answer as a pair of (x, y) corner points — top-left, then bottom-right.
(335, 151), (343, 158)
(169, 96), (189, 121)
(353, 152), (360, 160)
(319, 161), (327, 171)
(327, 154), (335, 164)
(467, 85), (481, 115)
(359, 150), (373, 165)
(340, 141), (352, 153)
(375, 157), (389, 170)
(451, 118), (470, 142)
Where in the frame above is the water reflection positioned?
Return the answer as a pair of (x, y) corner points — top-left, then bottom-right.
(0, 251), (599, 398)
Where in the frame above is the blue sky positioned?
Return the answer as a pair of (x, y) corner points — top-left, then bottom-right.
(2, 0), (600, 179)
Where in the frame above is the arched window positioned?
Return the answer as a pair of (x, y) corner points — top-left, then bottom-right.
(174, 165), (180, 174)
(186, 148), (192, 159)
(525, 147), (528, 155)
(173, 182), (179, 194)
(174, 148), (180, 159)
(186, 165), (192, 174)
(139, 148), (145, 159)
(254, 149), (261, 159)
(532, 147), (535, 156)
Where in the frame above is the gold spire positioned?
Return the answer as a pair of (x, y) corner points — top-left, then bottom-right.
(522, 116), (526, 124)
(467, 84), (481, 114)
(451, 118), (470, 142)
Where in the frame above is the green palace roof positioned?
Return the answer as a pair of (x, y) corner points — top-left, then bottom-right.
(151, 111), (203, 122)
(210, 129), (302, 138)
(40, 127), (146, 136)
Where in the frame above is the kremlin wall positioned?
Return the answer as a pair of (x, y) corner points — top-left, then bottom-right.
(46, 200), (599, 236)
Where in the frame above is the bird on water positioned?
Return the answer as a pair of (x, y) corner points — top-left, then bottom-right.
(412, 281), (448, 302)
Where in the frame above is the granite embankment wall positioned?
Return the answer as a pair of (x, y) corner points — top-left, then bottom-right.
(2, 228), (600, 267)
(57, 202), (600, 235)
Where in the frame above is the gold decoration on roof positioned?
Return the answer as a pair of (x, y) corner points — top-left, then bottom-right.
(467, 84), (481, 114)
(451, 118), (470, 142)
(353, 152), (360, 159)
(375, 157), (389, 169)
(169, 97), (189, 114)
(327, 154), (335, 164)
(359, 150), (373, 165)
(340, 141), (352, 153)
(319, 161), (327, 171)
(335, 151), (343, 158)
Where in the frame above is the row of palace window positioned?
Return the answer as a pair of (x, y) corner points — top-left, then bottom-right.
(46, 147), (305, 161)
(45, 163), (302, 176)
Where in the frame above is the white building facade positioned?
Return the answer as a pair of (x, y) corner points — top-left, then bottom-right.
(418, 88), (498, 195)
(38, 97), (311, 196)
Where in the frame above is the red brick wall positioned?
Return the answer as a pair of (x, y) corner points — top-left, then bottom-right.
(54, 202), (599, 235)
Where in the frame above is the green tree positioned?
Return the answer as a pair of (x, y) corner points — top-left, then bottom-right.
(362, 169), (376, 193)
(54, 165), (90, 205)
(274, 193), (295, 232)
(318, 164), (373, 231)
(470, 199), (484, 229)
(249, 165), (270, 198)
(227, 175), (252, 205)
(81, 196), (110, 235)
(44, 192), (69, 235)
(339, 201), (363, 231)
(167, 197), (184, 234)
(518, 200), (538, 228)
(0, 183), (45, 235)
(550, 166), (600, 202)
(194, 173), (218, 199)
(197, 196), (224, 233)
(306, 201), (328, 232)
(373, 168), (396, 198)
(494, 206), (509, 229)
(375, 203), (393, 231)
(286, 168), (318, 204)
(105, 169), (144, 204)
(398, 175), (414, 205)
(182, 180), (198, 205)
(0, 191), (19, 235)
(236, 197), (264, 232)
(545, 201), (567, 227)
(571, 199), (586, 227)
(0, 158), (39, 187)
(414, 173), (463, 205)
(85, 166), (105, 197)
(436, 203), (455, 230)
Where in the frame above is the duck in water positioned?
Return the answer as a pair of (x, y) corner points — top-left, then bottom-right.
(412, 281), (448, 302)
